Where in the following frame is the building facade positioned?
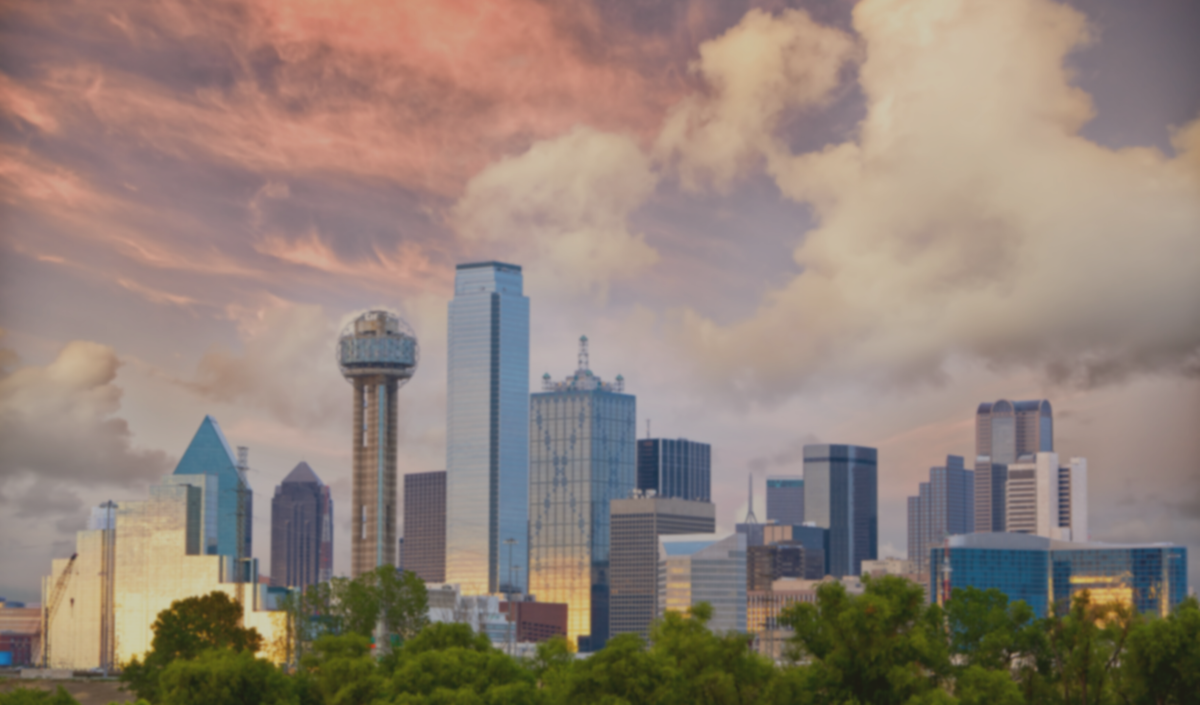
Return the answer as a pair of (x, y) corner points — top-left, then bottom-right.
(609, 496), (715, 639)
(803, 444), (878, 577)
(1058, 458), (1088, 542)
(636, 439), (711, 502)
(403, 470), (447, 583)
(931, 533), (1188, 618)
(529, 339), (635, 651)
(270, 462), (333, 589)
(906, 455), (974, 574)
(766, 477), (804, 526)
(446, 262), (530, 595)
(974, 400), (1053, 533)
(659, 534), (747, 633)
(171, 415), (252, 561)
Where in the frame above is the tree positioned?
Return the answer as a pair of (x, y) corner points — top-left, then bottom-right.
(1046, 590), (1135, 705)
(121, 591), (263, 703)
(946, 586), (1042, 672)
(0, 686), (80, 705)
(1116, 596), (1200, 705)
(386, 623), (537, 704)
(779, 575), (953, 705)
(158, 649), (295, 705)
(649, 603), (776, 705)
(300, 633), (386, 705)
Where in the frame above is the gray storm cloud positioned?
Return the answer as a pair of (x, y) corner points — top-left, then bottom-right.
(661, 0), (1200, 400)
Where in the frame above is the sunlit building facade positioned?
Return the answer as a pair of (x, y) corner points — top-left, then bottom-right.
(446, 262), (530, 595)
(803, 444), (878, 577)
(659, 533), (747, 633)
(529, 339), (634, 651)
(931, 533), (1187, 618)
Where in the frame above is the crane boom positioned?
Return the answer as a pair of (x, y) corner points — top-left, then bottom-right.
(43, 552), (77, 667)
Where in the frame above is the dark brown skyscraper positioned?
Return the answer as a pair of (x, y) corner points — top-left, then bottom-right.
(609, 496), (715, 639)
(270, 462), (333, 588)
(403, 470), (446, 583)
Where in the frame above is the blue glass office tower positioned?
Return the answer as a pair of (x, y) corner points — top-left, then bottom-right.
(446, 262), (530, 596)
(931, 533), (1188, 618)
(529, 339), (635, 651)
(636, 438), (710, 502)
(766, 477), (804, 526)
(803, 444), (877, 577)
(172, 415), (252, 561)
(907, 456), (974, 574)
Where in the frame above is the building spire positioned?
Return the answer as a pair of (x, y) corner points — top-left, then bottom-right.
(578, 335), (589, 371)
(744, 472), (758, 524)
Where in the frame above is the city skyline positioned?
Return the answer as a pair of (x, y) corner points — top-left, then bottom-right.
(2, 0), (1199, 602)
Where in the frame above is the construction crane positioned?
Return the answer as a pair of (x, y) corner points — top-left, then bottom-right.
(42, 553), (77, 668)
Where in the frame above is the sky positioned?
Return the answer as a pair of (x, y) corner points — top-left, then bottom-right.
(1, 0), (1198, 603)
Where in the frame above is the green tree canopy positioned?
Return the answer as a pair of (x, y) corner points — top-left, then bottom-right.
(158, 649), (295, 705)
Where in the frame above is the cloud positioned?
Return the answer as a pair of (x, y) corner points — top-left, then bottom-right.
(182, 303), (347, 429)
(0, 332), (171, 486)
(655, 8), (857, 192)
(452, 126), (660, 299)
(666, 0), (1200, 401)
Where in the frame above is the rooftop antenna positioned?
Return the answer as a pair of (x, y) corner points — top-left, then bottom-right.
(744, 472), (759, 524)
(578, 335), (589, 372)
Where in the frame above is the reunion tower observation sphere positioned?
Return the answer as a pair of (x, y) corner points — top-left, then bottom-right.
(336, 310), (419, 385)
(336, 309), (418, 577)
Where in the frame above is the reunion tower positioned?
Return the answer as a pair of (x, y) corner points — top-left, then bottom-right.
(337, 310), (419, 577)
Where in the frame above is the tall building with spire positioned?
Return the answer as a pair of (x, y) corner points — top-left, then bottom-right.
(445, 261), (530, 595)
(529, 336), (635, 651)
(270, 462), (333, 588)
(974, 400), (1053, 533)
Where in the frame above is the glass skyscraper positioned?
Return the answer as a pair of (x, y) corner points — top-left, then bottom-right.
(803, 444), (877, 577)
(975, 399), (1053, 533)
(270, 462), (333, 589)
(636, 438), (711, 502)
(766, 477), (805, 526)
(446, 262), (530, 595)
(907, 455), (974, 574)
(171, 415), (252, 562)
(529, 340), (635, 651)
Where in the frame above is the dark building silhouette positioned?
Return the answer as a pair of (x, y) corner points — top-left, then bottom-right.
(609, 496), (715, 638)
(270, 462), (333, 588)
(636, 439), (711, 502)
(403, 471), (446, 583)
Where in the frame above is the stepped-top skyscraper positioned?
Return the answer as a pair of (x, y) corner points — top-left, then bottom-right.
(974, 399), (1052, 533)
(337, 310), (419, 577)
(446, 261), (530, 595)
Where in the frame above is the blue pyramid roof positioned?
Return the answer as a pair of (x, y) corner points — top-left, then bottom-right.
(174, 415), (241, 481)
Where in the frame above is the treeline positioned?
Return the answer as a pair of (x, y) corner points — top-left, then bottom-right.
(3, 575), (1197, 705)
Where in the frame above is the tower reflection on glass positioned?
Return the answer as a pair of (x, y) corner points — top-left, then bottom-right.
(337, 310), (419, 577)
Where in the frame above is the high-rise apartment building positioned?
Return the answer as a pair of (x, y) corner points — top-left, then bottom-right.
(403, 470), (447, 583)
(659, 533), (747, 633)
(337, 310), (419, 577)
(766, 477), (804, 525)
(529, 338), (635, 651)
(609, 496), (715, 639)
(636, 439), (711, 502)
(171, 415), (252, 561)
(270, 462), (333, 588)
(803, 444), (878, 577)
(906, 456), (974, 574)
(446, 262), (530, 595)
(974, 400), (1052, 533)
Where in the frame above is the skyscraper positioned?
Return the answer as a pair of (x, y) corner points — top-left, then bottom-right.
(171, 415), (252, 562)
(270, 462), (333, 589)
(609, 495), (715, 639)
(636, 439), (711, 501)
(659, 533), (747, 633)
(803, 444), (878, 577)
(337, 310), (419, 577)
(906, 455), (974, 574)
(403, 470), (446, 583)
(446, 262), (530, 595)
(1004, 451), (1088, 541)
(766, 477), (804, 525)
(529, 337), (635, 651)
(1058, 457), (1088, 542)
(974, 400), (1052, 533)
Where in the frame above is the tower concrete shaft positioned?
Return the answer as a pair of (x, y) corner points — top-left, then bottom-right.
(351, 376), (399, 577)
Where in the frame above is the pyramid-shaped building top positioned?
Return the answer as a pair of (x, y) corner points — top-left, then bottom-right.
(172, 415), (252, 559)
(281, 461), (322, 485)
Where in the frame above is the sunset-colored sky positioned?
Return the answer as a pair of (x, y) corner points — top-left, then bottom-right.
(2, 0), (1198, 601)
